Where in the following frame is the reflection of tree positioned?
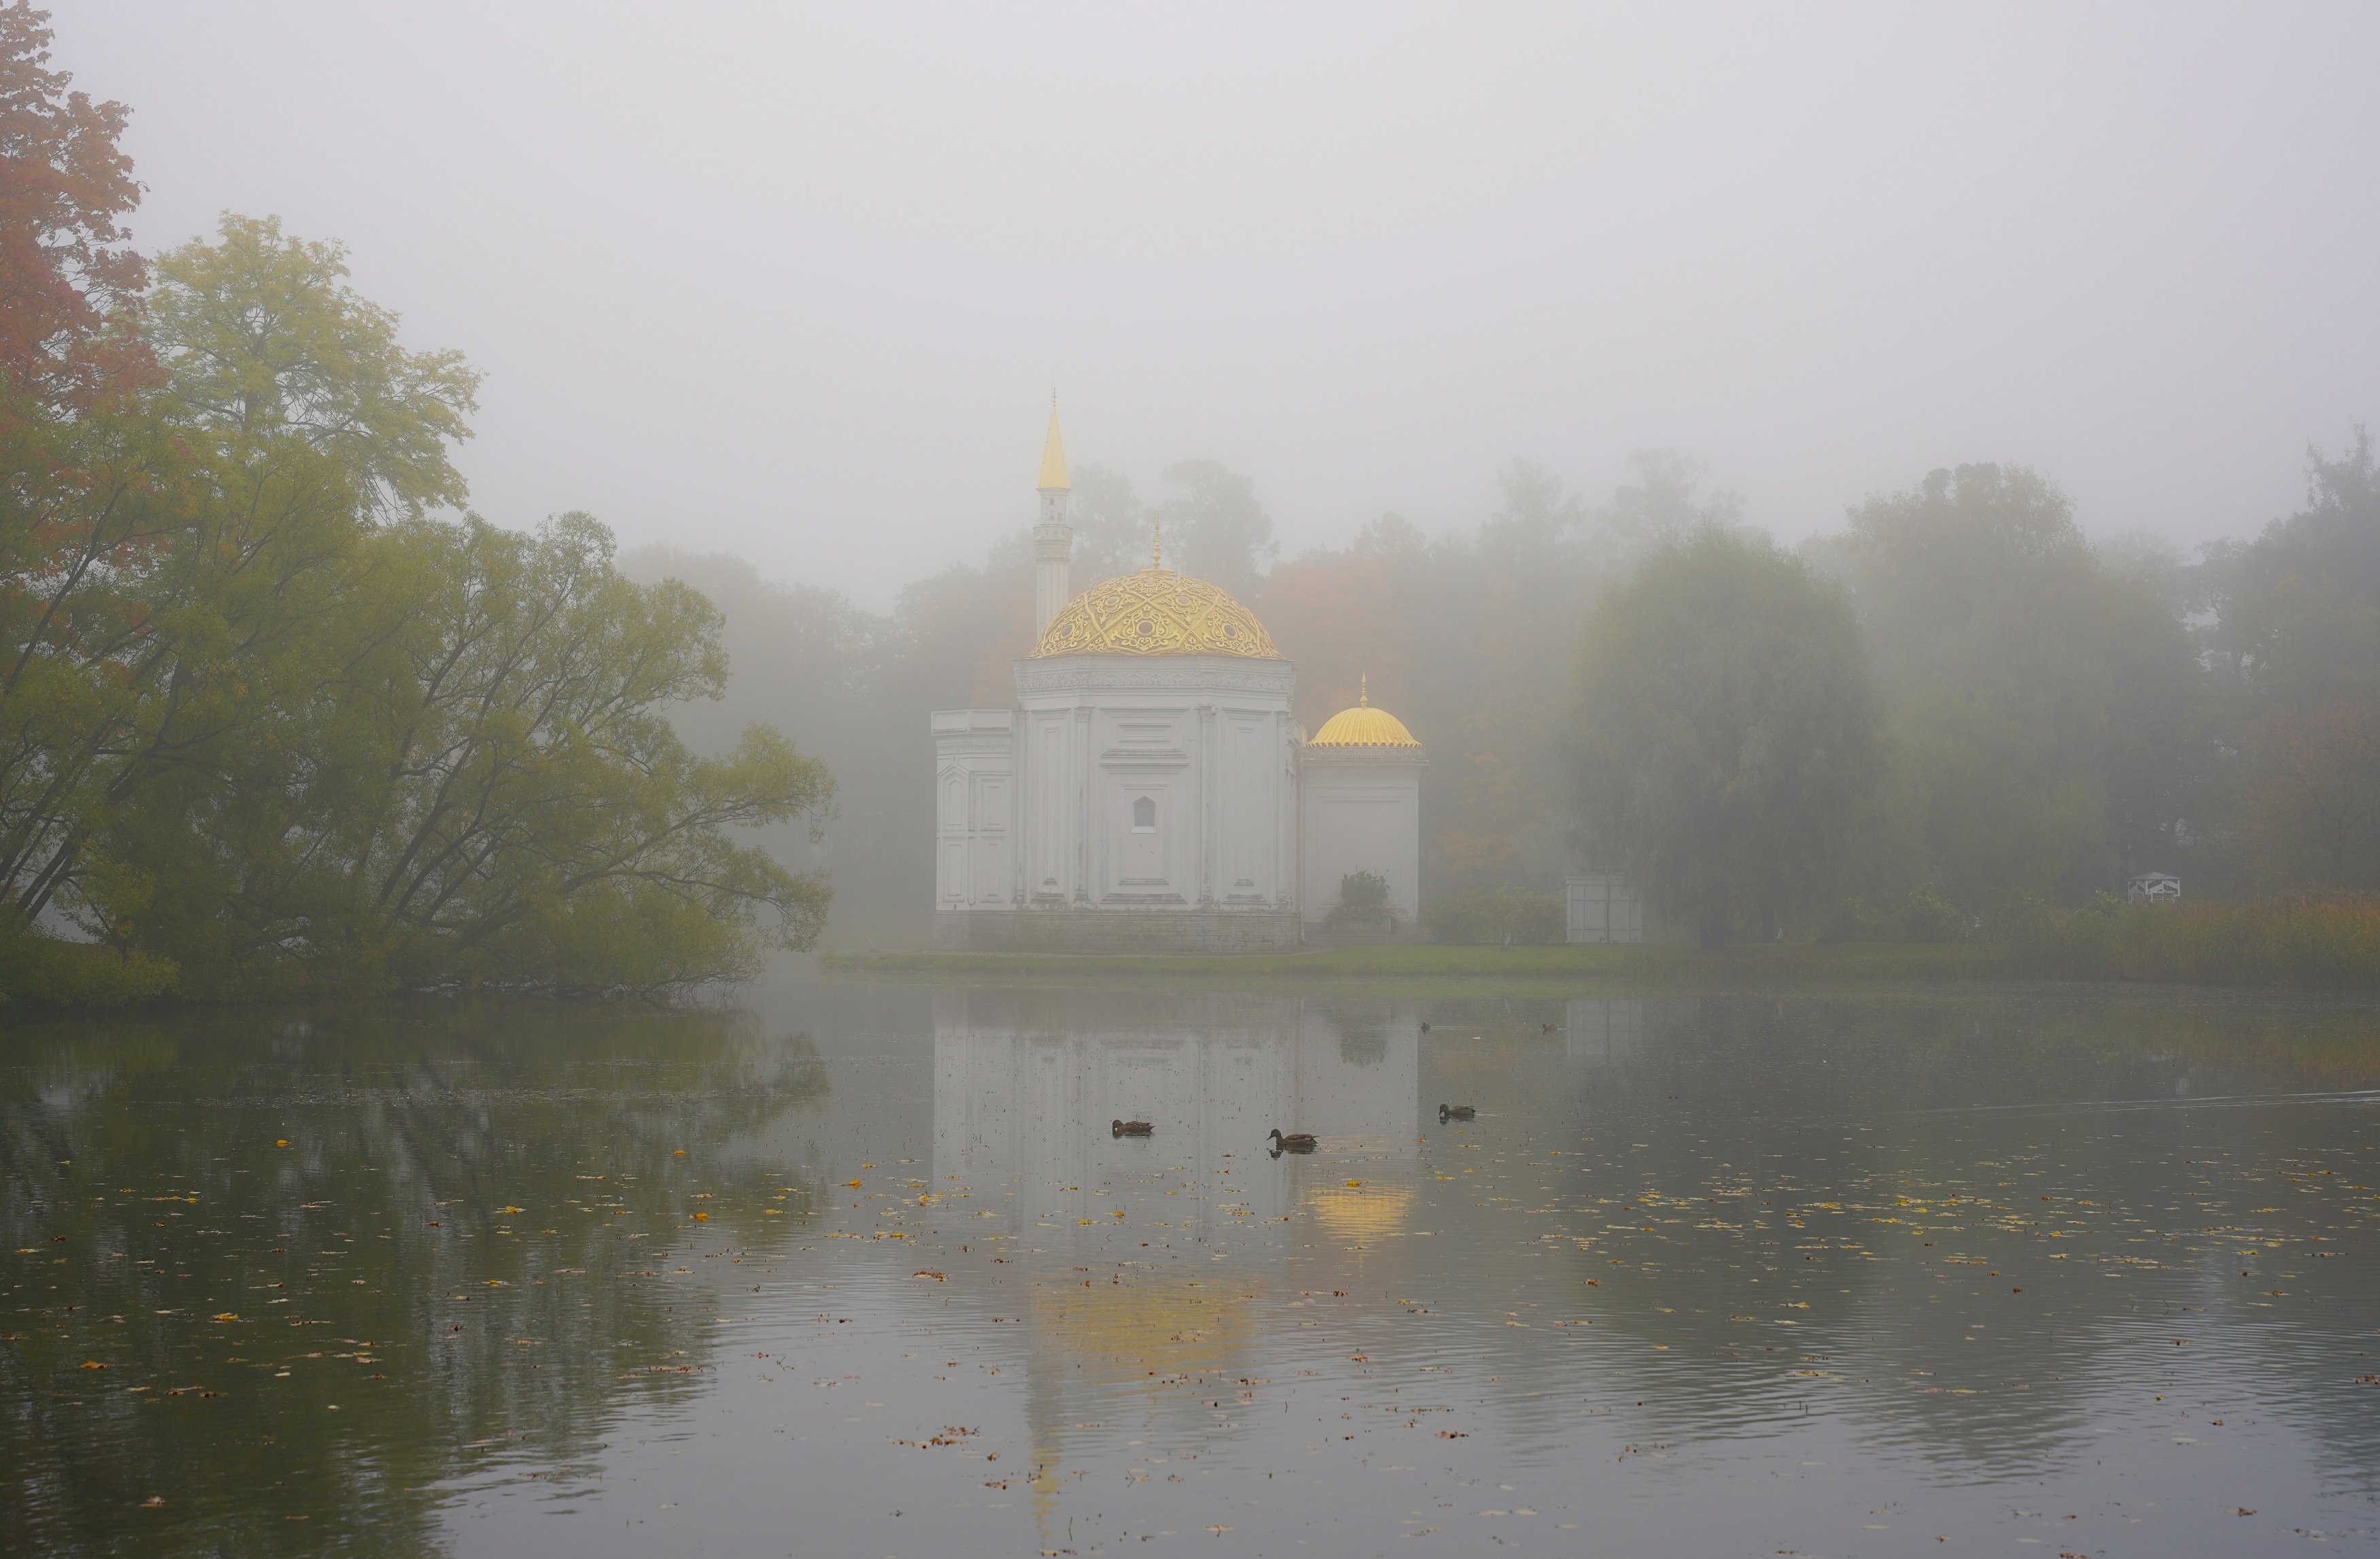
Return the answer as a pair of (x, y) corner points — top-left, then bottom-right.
(0, 1001), (827, 1557)
(1407, 992), (2380, 1485)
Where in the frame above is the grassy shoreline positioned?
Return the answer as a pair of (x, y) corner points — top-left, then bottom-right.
(827, 897), (2380, 992)
(821, 941), (2009, 989)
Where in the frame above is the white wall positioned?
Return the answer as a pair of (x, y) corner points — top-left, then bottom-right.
(1299, 756), (1424, 922)
(1013, 657), (1297, 912)
(930, 709), (1017, 911)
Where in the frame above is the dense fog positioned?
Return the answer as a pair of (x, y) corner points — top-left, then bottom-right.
(58, 3), (2380, 601)
(9, 3), (2378, 984)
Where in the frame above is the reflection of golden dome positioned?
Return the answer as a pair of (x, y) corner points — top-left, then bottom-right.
(1308, 678), (1421, 749)
(1030, 567), (1281, 659)
(1304, 1181), (1416, 1241)
(1031, 1277), (1254, 1365)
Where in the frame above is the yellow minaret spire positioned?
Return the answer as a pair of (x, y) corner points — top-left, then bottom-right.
(1033, 395), (1074, 637)
(1359, 673), (1368, 707)
(1036, 394), (1070, 492)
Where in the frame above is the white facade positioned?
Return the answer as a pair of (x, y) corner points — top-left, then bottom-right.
(1299, 750), (1425, 928)
(931, 708), (1020, 912)
(932, 655), (1302, 945)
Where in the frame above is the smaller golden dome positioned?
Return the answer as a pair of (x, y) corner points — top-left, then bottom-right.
(1308, 676), (1421, 749)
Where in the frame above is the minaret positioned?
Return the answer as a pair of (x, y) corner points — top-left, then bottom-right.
(1033, 397), (1072, 637)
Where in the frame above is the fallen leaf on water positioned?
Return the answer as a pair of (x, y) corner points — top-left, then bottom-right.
(911, 1271), (947, 1281)
(140, 1496), (165, 1508)
(845, 1180), (862, 1190)
(692, 1213), (709, 1222)
(80, 1360), (107, 1370)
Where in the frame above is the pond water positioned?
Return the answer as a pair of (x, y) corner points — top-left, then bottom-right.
(5, 978), (2379, 1558)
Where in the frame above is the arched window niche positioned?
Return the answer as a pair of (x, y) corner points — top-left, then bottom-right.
(1132, 795), (1157, 833)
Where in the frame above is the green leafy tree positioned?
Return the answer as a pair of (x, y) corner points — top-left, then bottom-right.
(2213, 429), (2380, 710)
(2, 210), (832, 998)
(10, 216), (478, 954)
(1573, 525), (1880, 947)
(1813, 463), (2197, 911)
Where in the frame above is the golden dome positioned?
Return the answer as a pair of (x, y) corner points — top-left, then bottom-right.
(1030, 566), (1281, 658)
(1308, 677), (1421, 748)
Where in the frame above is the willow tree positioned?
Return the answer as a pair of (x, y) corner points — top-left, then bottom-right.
(1572, 524), (1879, 947)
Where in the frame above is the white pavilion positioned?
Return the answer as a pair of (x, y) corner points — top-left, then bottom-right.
(930, 407), (1425, 951)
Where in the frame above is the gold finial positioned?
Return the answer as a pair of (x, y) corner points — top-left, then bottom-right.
(1359, 673), (1368, 707)
(1151, 518), (1163, 571)
(1037, 396), (1070, 491)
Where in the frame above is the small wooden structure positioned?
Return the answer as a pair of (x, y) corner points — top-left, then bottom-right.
(2126, 872), (2181, 905)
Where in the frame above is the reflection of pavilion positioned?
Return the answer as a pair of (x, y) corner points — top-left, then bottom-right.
(1564, 997), (1645, 1064)
(934, 990), (1416, 1234)
(930, 990), (1419, 1539)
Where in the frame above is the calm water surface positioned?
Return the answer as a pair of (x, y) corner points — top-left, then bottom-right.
(5, 979), (2379, 1557)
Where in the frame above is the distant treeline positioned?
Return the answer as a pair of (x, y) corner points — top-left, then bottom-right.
(637, 431), (2380, 956)
(0, 12), (831, 1003)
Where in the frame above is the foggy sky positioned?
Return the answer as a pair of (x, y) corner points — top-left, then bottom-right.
(63, 1), (2380, 608)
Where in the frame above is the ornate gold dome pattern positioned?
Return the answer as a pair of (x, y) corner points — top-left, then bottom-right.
(1030, 567), (1282, 658)
(1308, 681), (1421, 748)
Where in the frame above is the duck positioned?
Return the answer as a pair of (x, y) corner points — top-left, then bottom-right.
(1112, 1119), (1154, 1137)
(1540, 1022), (1559, 1033)
(1439, 1103), (1476, 1122)
(1267, 1128), (1318, 1154)
(1418, 1021), (1431, 1033)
